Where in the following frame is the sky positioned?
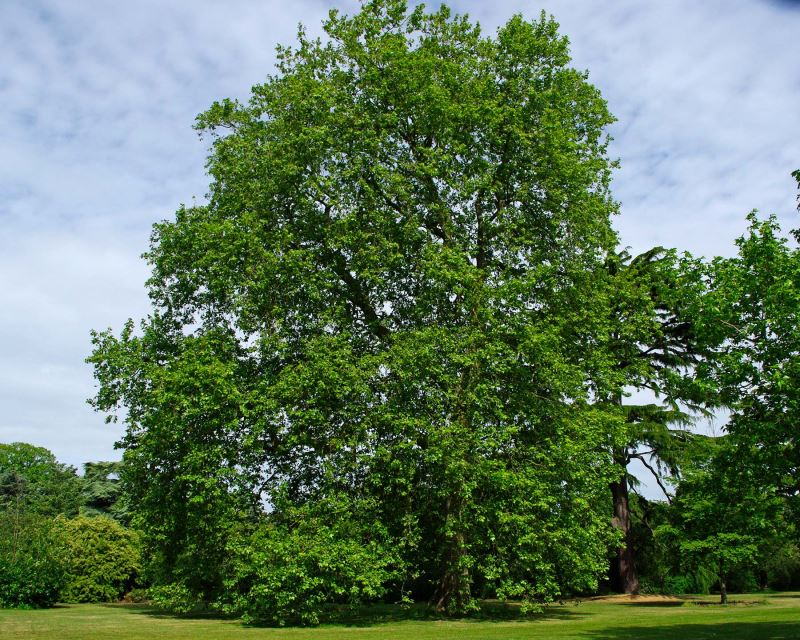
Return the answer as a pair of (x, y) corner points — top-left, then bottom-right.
(1, 0), (799, 498)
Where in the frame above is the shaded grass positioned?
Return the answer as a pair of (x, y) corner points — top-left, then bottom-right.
(316, 600), (586, 626)
(1, 592), (799, 639)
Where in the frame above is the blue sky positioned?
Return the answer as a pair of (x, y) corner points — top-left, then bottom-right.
(1, 0), (799, 498)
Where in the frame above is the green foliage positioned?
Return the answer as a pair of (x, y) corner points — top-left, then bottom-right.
(88, 0), (638, 619)
(630, 203), (800, 597)
(680, 534), (759, 582)
(80, 461), (127, 521)
(89, 324), (254, 603)
(602, 248), (713, 593)
(761, 541), (800, 589)
(658, 439), (789, 602)
(609, 247), (714, 491)
(0, 443), (82, 517)
(219, 496), (402, 626)
(148, 583), (200, 614)
(607, 247), (710, 410)
(633, 475), (797, 595)
(659, 574), (692, 595)
(658, 566), (716, 596)
(0, 445), (141, 608)
(56, 515), (142, 603)
(698, 211), (800, 506)
(0, 510), (66, 608)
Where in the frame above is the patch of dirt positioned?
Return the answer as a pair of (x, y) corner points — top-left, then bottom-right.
(691, 599), (763, 606)
(578, 594), (684, 604)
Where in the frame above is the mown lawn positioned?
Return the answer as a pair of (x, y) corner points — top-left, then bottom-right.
(2, 593), (799, 639)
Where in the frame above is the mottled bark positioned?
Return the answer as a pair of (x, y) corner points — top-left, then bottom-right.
(432, 497), (471, 613)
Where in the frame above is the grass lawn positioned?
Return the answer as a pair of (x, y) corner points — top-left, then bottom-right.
(2, 593), (800, 639)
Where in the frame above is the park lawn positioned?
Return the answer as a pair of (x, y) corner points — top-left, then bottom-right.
(1, 593), (799, 640)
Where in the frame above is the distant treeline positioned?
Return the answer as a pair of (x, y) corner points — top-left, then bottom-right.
(0, 442), (140, 607)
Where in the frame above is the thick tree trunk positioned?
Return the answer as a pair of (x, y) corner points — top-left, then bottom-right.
(610, 469), (640, 594)
(720, 577), (728, 605)
(432, 497), (471, 613)
(433, 553), (471, 613)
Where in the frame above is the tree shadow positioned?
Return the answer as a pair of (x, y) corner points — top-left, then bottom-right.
(322, 601), (588, 627)
(619, 601), (686, 607)
(103, 600), (588, 628)
(690, 600), (763, 606)
(582, 621), (800, 640)
(99, 603), (233, 621)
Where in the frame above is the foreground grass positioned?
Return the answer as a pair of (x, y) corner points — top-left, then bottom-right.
(2, 593), (800, 640)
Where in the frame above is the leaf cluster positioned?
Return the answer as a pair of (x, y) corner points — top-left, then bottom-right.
(56, 515), (143, 603)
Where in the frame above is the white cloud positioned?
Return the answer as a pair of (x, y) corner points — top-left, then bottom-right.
(1, 0), (799, 486)
(463, 0), (800, 255)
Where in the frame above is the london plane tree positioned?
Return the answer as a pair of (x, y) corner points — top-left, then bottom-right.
(89, 0), (670, 618)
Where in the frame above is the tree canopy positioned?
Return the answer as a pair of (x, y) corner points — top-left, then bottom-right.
(88, 0), (643, 617)
(0, 442), (82, 518)
(698, 212), (800, 508)
(84, 0), (800, 622)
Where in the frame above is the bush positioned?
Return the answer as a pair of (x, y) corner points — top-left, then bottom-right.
(148, 583), (200, 613)
(0, 511), (66, 608)
(760, 542), (800, 590)
(662, 574), (692, 595)
(217, 498), (401, 626)
(57, 515), (142, 603)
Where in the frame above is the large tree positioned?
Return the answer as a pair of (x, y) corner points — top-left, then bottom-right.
(0, 442), (82, 518)
(698, 205), (800, 513)
(604, 248), (711, 594)
(80, 461), (127, 520)
(90, 0), (636, 617)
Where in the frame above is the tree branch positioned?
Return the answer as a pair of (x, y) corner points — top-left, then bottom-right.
(630, 452), (673, 503)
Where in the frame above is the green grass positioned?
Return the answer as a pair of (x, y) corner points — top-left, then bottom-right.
(2, 593), (800, 639)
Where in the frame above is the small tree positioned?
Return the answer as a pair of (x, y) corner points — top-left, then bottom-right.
(664, 441), (785, 604)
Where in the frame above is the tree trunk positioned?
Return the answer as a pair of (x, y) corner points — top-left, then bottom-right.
(758, 569), (768, 591)
(433, 552), (471, 614)
(432, 496), (472, 613)
(610, 467), (640, 594)
(720, 577), (728, 605)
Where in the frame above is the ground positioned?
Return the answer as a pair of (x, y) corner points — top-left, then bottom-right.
(2, 593), (799, 639)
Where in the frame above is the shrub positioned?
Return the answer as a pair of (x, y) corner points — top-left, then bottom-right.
(148, 583), (200, 613)
(218, 498), (401, 626)
(662, 574), (692, 595)
(0, 511), (66, 608)
(57, 515), (142, 603)
(759, 542), (800, 590)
